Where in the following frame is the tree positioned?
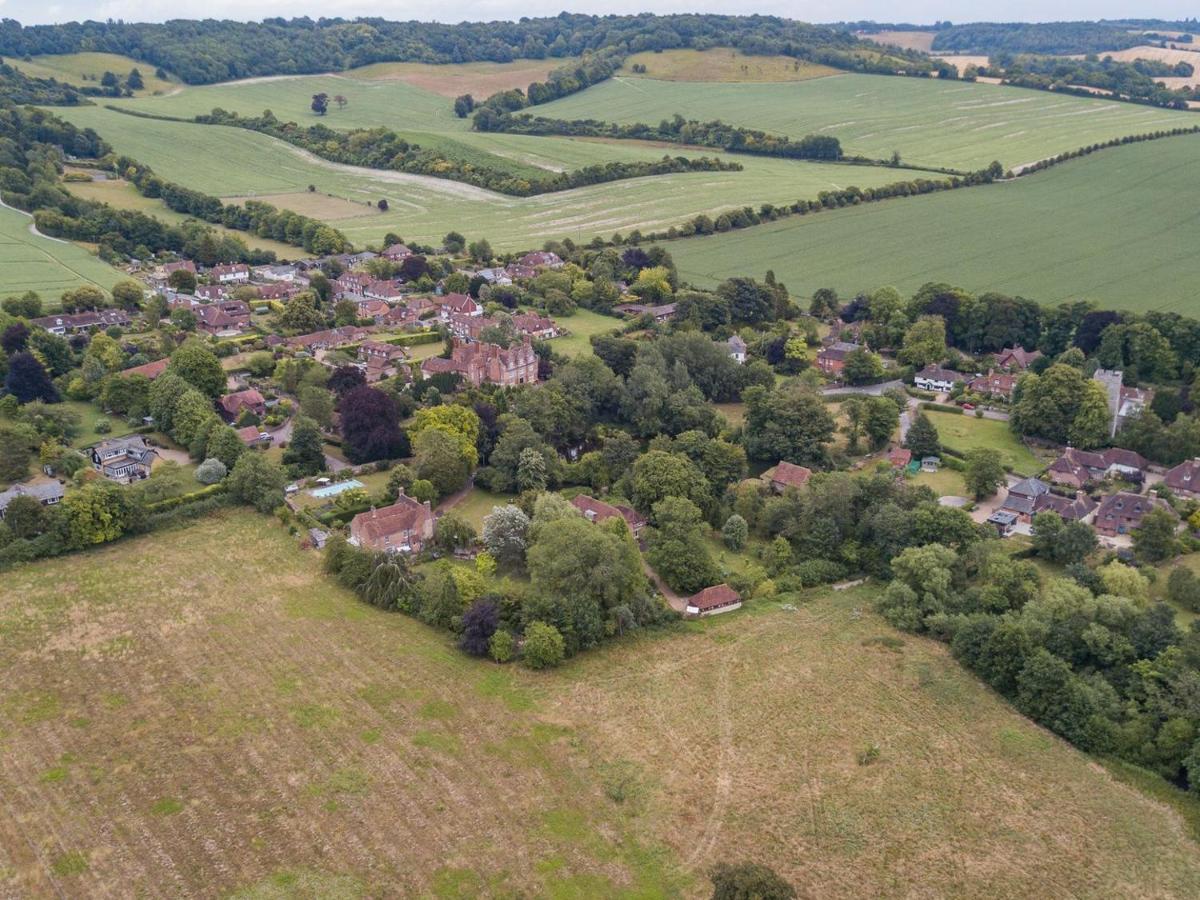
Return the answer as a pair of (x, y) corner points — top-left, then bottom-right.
(876, 543), (959, 631)
(227, 452), (286, 513)
(413, 428), (471, 497)
(1031, 512), (1097, 565)
(433, 513), (476, 553)
(282, 416), (326, 476)
(842, 347), (885, 385)
(195, 458), (227, 484)
(62, 481), (137, 548)
(631, 450), (710, 514)
(963, 448), (1005, 499)
(722, 514), (749, 550)
(171, 388), (216, 448)
(453, 94), (475, 117)
(111, 279), (144, 311)
(717, 277), (774, 324)
(809, 287), (840, 319)
(1, 322), (30, 355)
(126, 67), (144, 90)
(299, 385), (334, 428)
(0, 425), (33, 481)
(411, 404), (481, 467)
(277, 293), (325, 333)
(647, 496), (722, 594)
(1167, 567), (1200, 612)
(742, 384), (835, 466)
(904, 411), (940, 459)
(327, 365), (366, 397)
(482, 504), (531, 568)
(1012, 364), (1109, 448)
(1133, 507), (1180, 563)
(4, 494), (48, 538)
(1068, 381), (1114, 448)
(467, 239), (493, 263)
(443, 231), (466, 254)
(516, 447), (548, 493)
(900, 315), (947, 368)
(205, 424), (244, 470)
(311, 92), (329, 115)
(167, 268), (196, 293)
(168, 340), (224, 397)
(4, 352), (59, 403)
(522, 621), (565, 669)
(459, 599), (498, 656)
(709, 862), (796, 900)
(489, 630), (515, 663)
(340, 385), (406, 464)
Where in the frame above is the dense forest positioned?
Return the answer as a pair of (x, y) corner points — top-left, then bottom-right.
(0, 57), (86, 104)
(0, 15), (931, 85)
(981, 54), (1199, 107)
(931, 20), (1196, 55)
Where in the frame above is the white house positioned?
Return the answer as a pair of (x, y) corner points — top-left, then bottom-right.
(914, 364), (964, 393)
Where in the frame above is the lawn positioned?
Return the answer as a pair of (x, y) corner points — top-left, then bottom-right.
(538, 71), (1193, 171)
(3, 511), (1200, 895)
(661, 133), (1200, 313)
(442, 487), (516, 532)
(546, 308), (623, 358)
(924, 410), (1043, 475)
(9, 52), (176, 96)
(0, 201), (124, 305)
(63, 400), (136, 449)
(911, 466), (969, 498)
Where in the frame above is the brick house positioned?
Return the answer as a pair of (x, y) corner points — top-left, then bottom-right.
(358, 341), (409, 382)
(816, 341), (859, 377)
(1164, 458), (1200, 500)
(1046, 447), (1147, 489)
(569, 494), (647, 537)
(1093, 492), (1173, 537)
(966, 371), (1018, 401)
(512, 313), (559, 340)
(195, 300), (251, 335)
(995, 346), (1043, 371)
(420, 338), (538, 386)
(767, 461), (812, 493)
(381, 243), (413, 261)
(685, 584), (742, 617)
(349, 495), (435, 553)
(432, 292), (482, 321)
(219, 388), (267, 421)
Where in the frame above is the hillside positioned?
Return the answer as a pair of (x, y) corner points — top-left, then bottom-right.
(3, 510), (1199, 895)
(8, 52), (174, 96)
(0, 200), (124, 301)
(661, 133), (1200, 313)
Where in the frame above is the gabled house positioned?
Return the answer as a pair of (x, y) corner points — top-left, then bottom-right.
(1046, 447), (1146, 489)
(913, 364), (964, 393)
(420, 338), (538, 387)
(1035, 491), (1098, 523)
(512, 313), (558, 340)
(767, 461), (812, 493)
(120, 358), (170, 381)
(816, 341), (859, 377)
(518, 250), (564, 269)
(1164, 458), (1200, 500)
(995, 346), (1043, 371)
(685, 584), (742, 617)
(90, 435), (158, 482)
(363, 280), (404, 302)
(31, 309), (132, 335)
(194, 300), (251, 335)
(727, 334), (747, 365)
(358, 341), (409, 383)
(569, 494), (647, 537)
(235, 425), (272, 447)
(219, 388), (267, 421)
(381, 243), (413, 261)
(0, 481), (65, 518)
(999, 477), (1052, 523)
(432, 292), (482, 320)
(966, 371), (1018, 401)
(1094, 491), (1173, 537)
(209, 263), (250, 284)
(335, 272), (373, 296)
(349, 495), (435, 553)
(504, 263), (538, 281)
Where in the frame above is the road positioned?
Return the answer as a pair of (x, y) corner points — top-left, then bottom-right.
(820, 379), (905, 398)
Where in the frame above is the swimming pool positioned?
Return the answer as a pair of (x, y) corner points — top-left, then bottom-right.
(309, 479), (365, 499)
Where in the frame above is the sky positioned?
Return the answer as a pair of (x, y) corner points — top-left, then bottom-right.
(1, 1), (1196, 28)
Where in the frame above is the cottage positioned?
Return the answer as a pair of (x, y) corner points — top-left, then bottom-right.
(158, 259), (196, 278)
(0, 481), (64, 518)
(518, 250), (564, 269)
(767, 461), (812, 493)
(348, 495), (435, 554)
(90, 435), (158, 482)
(913, 364), (964, 393)
(504, 263), (538, 281)
(381, 243), (413, 261)
(432, 292), (482, 320)
(31, 309), (132, 335)
(120, 358), (170, 380)
(685, 584), (742, 617)
(420, 338), (538, 387)
(569, 494), (647, 537)
(512, 313), (558, 340)
(194, 300), (251, 335)
(1094, 491), (1173, 537)
(220, 388), (267, 420)
(363, 281), (404, 302)
(727, 334), (747, 365)
(816, 341), (859, 377)
(966, 371), (1018, 402)
(192, 284), (228, 302)
(1046, 447), (1145, 489)
(995, 346), (1043, 371)
(209, 263), (250, 284)
(1164, 458), (1200, 500)
(335, 272), (373, 295)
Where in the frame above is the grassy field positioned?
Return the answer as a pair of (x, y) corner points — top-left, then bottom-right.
(537, 72), (1193, 171)
(5, 511), (1200, 895)
(9, 52), (175, 96)
(911, 466), (970, 498)
(348, 57), (575, 98)
(546, 308), (623, 357)
(924, 411), (1042, 475)
(62, 400), (136, 449)
(662, 134), (1200, 314)
(52, 106), (909, 253)
(442, 487), (517, 532)
(0, 201), (124, 304)
(619, 48), (839, 82)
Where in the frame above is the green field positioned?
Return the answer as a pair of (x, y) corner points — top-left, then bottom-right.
(0, 201), (124, 303)
(924, 410), (1043, 475)
(662, 134), (1200, 314)
(51, 106), (911, 253)
(546, 308), (623, 357)
(9, 52), (176, 96)
(538, 72), (1193, 171)
(4, 510), (1200, 895)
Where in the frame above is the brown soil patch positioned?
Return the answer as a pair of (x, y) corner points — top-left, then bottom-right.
(860, 30), (937, 53)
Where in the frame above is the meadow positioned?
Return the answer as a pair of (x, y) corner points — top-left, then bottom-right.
(8, 52), (176, 96)
(3, 510), (1200, 895)
(661, 133), (1200, 314)
(0, 201), (124, 302)
(619, 48), (840, 82)
(537, 72), (1193, 171)
(53, 106), (911, 253)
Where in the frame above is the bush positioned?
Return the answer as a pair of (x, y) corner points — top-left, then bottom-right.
(920, 401), (962, 414)
(522, 621), (565, 669)
(195, 457), (227, 484)
(489, 629), (515, 663)
(93, 417), (112, 434)
(1167, 566), (1200, 612)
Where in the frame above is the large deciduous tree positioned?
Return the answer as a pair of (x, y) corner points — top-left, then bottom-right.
(340, 385), (407, 464)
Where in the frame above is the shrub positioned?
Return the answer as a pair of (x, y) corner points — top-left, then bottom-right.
(857, 743), (881, 766)
(1167, 566), (1200, 612)
(522, 621), (565, 669)
(721, 514), (748, 551)
(489, 629), (515, 663)
(93, 417), (112, 434)
(195, 457), (227, 484)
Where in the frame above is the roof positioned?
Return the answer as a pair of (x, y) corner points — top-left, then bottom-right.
(887, 447), (912, 466)
(220, 388), (265, 416)
(769, 461), (812, 489)
(94, 434), (151, 453)
(727, 334), (747, 351)
(996, 346), (1043, 369)
(687, 584), (741, 611)
(1103, 447), (1147, 470)
(0, 481), (64, 510)
(968, 373), (1018, 394)
(121, 358), (170, 380)
(235, 425), (269, 444)
(1036, 492), (1098, 522)
(1010, 477), (1051, 499)
(1164, 458), (1200, 493)
(819, 341), (859, 361)
(987, 510), (1019, 525)
(914, 364), (964, 384)
(1095, 491), (1172, 526)
(351, 496), (432, 545)
(570, 494), (646, 530)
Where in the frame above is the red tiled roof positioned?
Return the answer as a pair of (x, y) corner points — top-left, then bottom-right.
(1164, 458), (1200, 493)
(121, 358), (169, 380)
(770, 461), (813, 489)
(350, 496), (433, 548)
(219, 388), (265, 416)
(687, 583), (741, 612)
(570, 494), (646, 530)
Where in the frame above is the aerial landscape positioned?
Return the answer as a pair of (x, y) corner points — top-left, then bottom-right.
(2, 6), (1200, 897)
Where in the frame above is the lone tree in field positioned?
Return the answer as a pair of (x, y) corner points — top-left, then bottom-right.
(126, 68), (144, 90)
(963, 447), (1006, 500)
(334, 94), (348, 109)
(311, 92), (329, 115)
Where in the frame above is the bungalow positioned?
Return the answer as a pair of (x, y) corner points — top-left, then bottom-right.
(256, 283), (298, 301)
(1164, 458), (1200, 500)
(31, 309), (132, 335)
(120, 357), (170, 380)
(195, 300), (251, 335)
(569, 494), (647, 537)
(685, 584), (742, 617)
(966, 371), (1018, 402)
(767, 461), (812, 493)
(913, 364), (964, 393)
(219, 388), (267, 421)
(512, 312), (559, 340)
(995, 346), (1043, 371)
(381, 243), (413, 261)
(287, 325), (377, 352)
(348, 494), (435, 553)
(90, 435), (158, 482)
(727, 334), (747, 365)
(1094, 491), (1173, 537)
(209, 263), (251, 284)
(236, 425), (272, 447)
(0, 481), (65, 518)
(613, 302), (677, 322)
(816, 341), (859, 377)
(518, 250), (564, 269)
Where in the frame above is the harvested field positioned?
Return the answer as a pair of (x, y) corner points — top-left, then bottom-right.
(348, 58), (574, 98)
(935, 54), (992, 71)
(859, 30), (937, 52)
(620, 48), (838, 82)
(5, 511), (1200, 896)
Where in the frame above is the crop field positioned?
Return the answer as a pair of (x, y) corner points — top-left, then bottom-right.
(53, 106), (912, 253)
(860, 30), (938, 52)
(4, 510), (1200, 896)
(348, 57), (575, 98)
(662, 134), (1200, 314)
(537, 72), (1193, 171)
(8, 52), (176, 95)
(619, 48), (839, 82)
(0, 201), (124, 303)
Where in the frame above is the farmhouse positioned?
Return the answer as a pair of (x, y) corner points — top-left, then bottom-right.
(569, 494), (647, 536)
(31, 309), (131, 335)
(1164, 458), (1200, 500)
(767, 461), (812, 493)
(0, 481), (64, 518)
(685, 584), (742, 617)
(913, 364), (964, 393)
(348, 495), (435, 554)
(219, 388), (267, 420)
(90, 435), (158, 482)
(995, 346), (1043, 371)
(816, 341), (859, 377)
(420, 338), (538, 387)
(1094, 492), (1173, 537)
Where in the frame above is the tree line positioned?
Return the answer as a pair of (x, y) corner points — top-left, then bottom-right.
(931, 21), (1184, 55)
(0, 57), (87, 104)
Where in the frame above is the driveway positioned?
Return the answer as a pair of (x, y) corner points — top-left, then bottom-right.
(641, 559), (685, 613)
(820, 379), (904, 398)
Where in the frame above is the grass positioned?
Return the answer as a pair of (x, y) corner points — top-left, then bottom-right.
(347, 57), (575, 98)
(924, 410), (1042, 475)
(663, 133), (1200, 313)
(3, 511), (1200, 894)
(538, 71), (1194, 172)
(911, 466), (969, 497)
(546, 308), (623, 357)
(442, 487), (516, 532)
(9, 52), (175, 96)
(63, 400), (136, 449)
(0, 201), (124, 305)
(620, 48), (839, 82)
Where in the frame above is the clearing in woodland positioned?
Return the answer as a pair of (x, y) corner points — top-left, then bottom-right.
(2, 511), (1200, 896)
(619, 48), (839, 82)
(661, 133), (1200, 314)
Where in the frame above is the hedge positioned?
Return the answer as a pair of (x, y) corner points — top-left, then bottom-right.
(920, 401), (964, 414)
(144, 482), (226, 513)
